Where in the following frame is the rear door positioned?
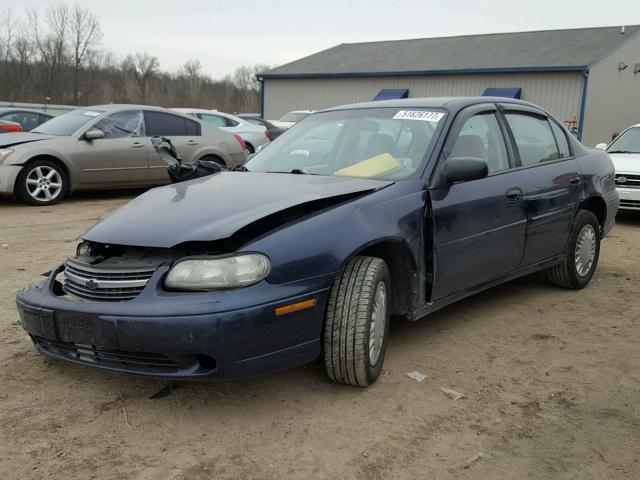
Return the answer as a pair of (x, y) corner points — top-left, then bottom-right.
(72, 110), (148, 185)
(430, 104), (527, 299)
(500, 106), (581, 266)
(144, 110), (202, 181)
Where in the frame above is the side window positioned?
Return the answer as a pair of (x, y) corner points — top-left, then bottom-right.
(450, 113), (509, 173)
(144, 111), (189, 136)
(225, 117), (240, 127)
(92, 110), (144, 139)
(201, 114), (227, 128)
(549, 120), (571, 158)
(505, 113), (561, 165)
(185, 118), (201, 136)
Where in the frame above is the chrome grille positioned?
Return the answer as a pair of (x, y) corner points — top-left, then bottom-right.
(62, 259), (155, 302)
(615, 173), (640, 188)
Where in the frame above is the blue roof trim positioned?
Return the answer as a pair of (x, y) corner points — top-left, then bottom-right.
(483, 87), (521, 98)
(577, 68), (589, 141)
(373, 89), (409, 101)
(257, 65), (588, 79)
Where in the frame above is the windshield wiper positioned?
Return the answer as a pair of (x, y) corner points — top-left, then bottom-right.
(265, 169), (318, 175)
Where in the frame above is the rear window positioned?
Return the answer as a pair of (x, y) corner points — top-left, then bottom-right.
(145, 111), (201, 136)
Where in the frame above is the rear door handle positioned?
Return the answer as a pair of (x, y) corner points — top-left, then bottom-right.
(506, 187), (523, 202)
(131, 141), (145, 148)
(569, 176), (581, 185)
(185, 140), (199, 146)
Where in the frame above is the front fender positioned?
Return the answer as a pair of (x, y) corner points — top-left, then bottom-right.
(240, 181), (427, 285)
(8, 144), (79, 187)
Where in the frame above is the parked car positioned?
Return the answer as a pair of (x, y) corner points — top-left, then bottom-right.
(0, 108), (53, 131)
(0, 119), (22, 133)
(270, 110), (314, 129)
(239, 115), (286, 140)
(595, 124), (640, 211)
(173, 108), (269, 153)
(0, 105), (247, 205)
(16, 97), (617, 386)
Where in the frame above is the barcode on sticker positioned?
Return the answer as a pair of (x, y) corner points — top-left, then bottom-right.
(393, 111), (444, 122)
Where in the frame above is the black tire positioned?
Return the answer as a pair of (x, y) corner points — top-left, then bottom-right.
(17, 159), (68, 206)
(547, 210), (601, 290)
(245, 143), (255, 154)
(323, 256), (391, 386)
(200, 155), (226, 166)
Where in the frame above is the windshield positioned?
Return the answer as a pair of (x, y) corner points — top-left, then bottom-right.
(608, 127), (640, 153)
(33, 109), (104, 136)
(246, 107), (446, 180)
(279, 112), (311, 123)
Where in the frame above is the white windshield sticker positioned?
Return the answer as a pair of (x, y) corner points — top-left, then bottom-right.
(393, 110), (444, 122)
(83, 111), (101, 117)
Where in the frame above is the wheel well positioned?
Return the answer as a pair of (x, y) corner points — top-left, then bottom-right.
(200, 154), (226, 165)
(357, 240), (419, 318)
(580, 196), (606, 229)
(245, 142), (254, 152)
(17, 155), (71, 192)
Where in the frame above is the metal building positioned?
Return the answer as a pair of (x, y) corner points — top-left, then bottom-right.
(258, 25), (640, 146)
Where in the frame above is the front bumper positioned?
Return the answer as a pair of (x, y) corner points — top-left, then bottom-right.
(0, 164), (22, 195)
(616, 186), (640, 211)
(16, 266), (332, 380)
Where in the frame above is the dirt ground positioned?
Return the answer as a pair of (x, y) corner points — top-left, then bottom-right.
(0, 191), (639, 480)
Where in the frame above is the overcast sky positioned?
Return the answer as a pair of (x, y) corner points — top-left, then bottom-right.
(2, 0), (639, 78)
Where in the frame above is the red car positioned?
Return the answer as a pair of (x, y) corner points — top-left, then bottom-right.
(0, 120), (22, 133)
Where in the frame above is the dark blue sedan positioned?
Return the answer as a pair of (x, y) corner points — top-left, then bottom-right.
(16, 97), (618, 386)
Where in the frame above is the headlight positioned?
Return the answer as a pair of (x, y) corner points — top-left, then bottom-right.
(165, 253), (271, 291)
(0, 148), (14, 165)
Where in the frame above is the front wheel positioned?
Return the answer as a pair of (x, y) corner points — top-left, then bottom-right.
(547, 210), (601, 289)
(323, 256), (390, 386)
(18, 160), (67, 206)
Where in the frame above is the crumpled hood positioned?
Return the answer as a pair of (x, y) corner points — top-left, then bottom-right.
(82, 172), (392, 248)
(0, 132), (56, 148)
(609, 153), (640, 173)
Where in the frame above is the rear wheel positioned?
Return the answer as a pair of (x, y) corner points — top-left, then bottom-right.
(245, 143), (255, 154)
(547, 210), (600, 289)
(18, 160), (67, 206)
(323, 256), (390, 386)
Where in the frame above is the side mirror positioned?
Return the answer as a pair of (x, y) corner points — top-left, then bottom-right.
(84, 129), (104, 141)
(594, 143), (608, 150)
(444, 157), (489, 184)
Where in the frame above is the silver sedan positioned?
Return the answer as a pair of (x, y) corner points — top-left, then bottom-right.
(0, 105), (247, 205)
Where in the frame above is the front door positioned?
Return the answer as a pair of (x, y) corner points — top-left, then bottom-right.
(501, 107), (582, 266)
(73, 110), (148, 185)
(430, 106), (527, 300)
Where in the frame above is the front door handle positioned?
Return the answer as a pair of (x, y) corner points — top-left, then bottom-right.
(569, 176), (581, 185)
(185, 140), (199, 146)
(131, 141), (145, 148)
(506, 187), (523, 202)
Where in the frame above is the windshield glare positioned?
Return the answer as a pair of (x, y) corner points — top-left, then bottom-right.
(608, 127), (640, 153)
(246, 108), (446, 180)
(280, 112), (311, 122)
(33, 109), (104, 136)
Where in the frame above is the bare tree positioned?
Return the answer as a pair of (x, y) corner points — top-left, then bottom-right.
(124, 52), (160, 103)
(70, 5), (102, 104)
(27, 5), (70, 101)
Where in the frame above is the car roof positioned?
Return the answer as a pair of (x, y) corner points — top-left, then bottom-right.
(171, 108), (245, 121)
(320, 96), (540, 113)
(0, 107), (54, 116)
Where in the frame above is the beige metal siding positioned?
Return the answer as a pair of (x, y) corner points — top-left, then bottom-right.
(582, 34), (640, 147)
(264, 72), (584, 127)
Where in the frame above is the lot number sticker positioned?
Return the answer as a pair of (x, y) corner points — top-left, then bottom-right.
(393, 111), (444, 122)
